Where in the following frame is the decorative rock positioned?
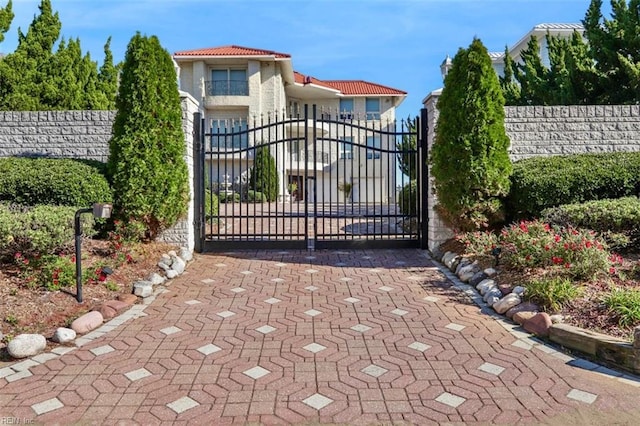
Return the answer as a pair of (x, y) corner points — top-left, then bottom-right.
(458, 263), (480, 282)
(469, 271), (488, 287)
(133, 281), (153, 298)
(443, 252), (461, 271)
(179, 247), (193, 262)
(166, 270), (179, 279)
(455, 258), (471, 275)
(505, 301), (540, 319)
(104, 300), (129, 313)
(485, 295), (500, 307)
(447, 256), (462, 272)
(158, 261), (171, 272)
(523, 312), (553, 337)
(118, 293), (138, 305)
(513, 311), (537, 326)
(549, 314), (564, 324)
(148, 273), (166, 286)
(170, 256), (186, 275)
(431, 246), (444, 263)
(483, 287), (503, 303)
(161, 253), (172, 265)
(476, 279), (496, 295)
(71, 311), (104, 335)
(484, 268), (497, 277)
(442, 251), (455, 265)
(167, 250), (177, 258)
(512, 286), (526, 296)
(7, 334), (47, 359)
(634, 327), (640, 350)
(498, 284), (512, 296)
(96, 304), (117, 320)
(52, 327), (76, 343)
(493, 293), (522, 314)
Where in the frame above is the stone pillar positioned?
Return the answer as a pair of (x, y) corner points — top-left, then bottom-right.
(423, 89), (454, 252)
(158, 91), (200, 252)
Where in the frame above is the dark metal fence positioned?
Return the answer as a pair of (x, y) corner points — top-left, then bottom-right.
(194, 105), (427, 251)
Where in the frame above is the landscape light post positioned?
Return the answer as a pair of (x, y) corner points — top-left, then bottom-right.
(75, 203), (112, 303)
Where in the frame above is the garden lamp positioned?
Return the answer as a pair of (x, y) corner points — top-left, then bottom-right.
(75, 203), (112, 303)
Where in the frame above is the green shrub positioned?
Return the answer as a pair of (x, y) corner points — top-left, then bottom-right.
(249, 146), (279, 202)
(219, 193), (240, 203)
(0, 157), (112, 207)
(0, 203), (94, 260)
(430, 38), (512, 231)
(524, 276), (582, 312)
(246, 190), (267, 203)
(507, 152), (640, 219)
(204, 189), (219, 217)
(603, 288), (640, 328)
(398, 180), (417, 216)
(108, 33), (189, 241)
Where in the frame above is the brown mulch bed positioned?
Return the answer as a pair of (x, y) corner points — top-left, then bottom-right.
(0, 239), (176, 362)
(446, 239), (640, 341)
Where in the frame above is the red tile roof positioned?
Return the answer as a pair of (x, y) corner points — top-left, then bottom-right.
(295, 72), (406, 96)
(174, 45), (290, 58)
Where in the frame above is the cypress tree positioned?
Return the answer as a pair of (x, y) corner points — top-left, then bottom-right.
(108, 33), (189, 240)
(431, 38), (512, 231)
(98, 37), (119, 109)
(499, 47), (521, 105)
(249, 146), (279, 202)
(0, 0), (13, 44)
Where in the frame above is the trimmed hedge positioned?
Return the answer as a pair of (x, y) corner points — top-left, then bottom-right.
(507, 152), (640, 218)
(0, 203), (94, 260)
(0, 157), (112, 207)
(204, 189), (219, 218)
(398, 180), (417, 216)
(246, 190), (267, 203)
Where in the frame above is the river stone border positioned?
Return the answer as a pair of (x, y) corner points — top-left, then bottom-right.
(0, 247), (193, 382)
(423, 249), (640, 384)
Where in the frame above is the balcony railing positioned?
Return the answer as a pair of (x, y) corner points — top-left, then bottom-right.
(205, 80), (249, 96)
(291, 150), (331, 164)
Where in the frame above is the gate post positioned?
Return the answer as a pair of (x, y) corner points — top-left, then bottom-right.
(193, 112), (205, 253)
(419, 108), (429, 250)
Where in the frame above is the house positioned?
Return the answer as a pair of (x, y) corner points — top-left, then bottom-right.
(172, 45), (407, 204)
(439, 24), (585, 80)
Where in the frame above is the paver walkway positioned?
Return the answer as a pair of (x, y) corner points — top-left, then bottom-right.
(1, 250), (640, 425)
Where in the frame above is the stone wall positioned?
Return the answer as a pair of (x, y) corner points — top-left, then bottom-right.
(0, 92), (199, 251)
(505, 104), (640, 160)
(422, 92), (640, 251)
(0, 110), (115, 161)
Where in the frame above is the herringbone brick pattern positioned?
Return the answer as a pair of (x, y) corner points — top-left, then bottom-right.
(1, 250), (639, 425)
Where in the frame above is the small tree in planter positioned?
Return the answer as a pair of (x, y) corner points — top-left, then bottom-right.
(107, 33), (188, 240)
(431, 37), (512, 231)
(338, 181), (352, 201)
(249, 145), (278, 202)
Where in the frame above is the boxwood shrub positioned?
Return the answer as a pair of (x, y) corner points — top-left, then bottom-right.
(246, 190), (267, 203)
(0, 203), (94, 261)
(398, 180), (417, 216)
(0, 157), (113, 207)
(543, 197), (640, 249)
(507, 152), (640, 219)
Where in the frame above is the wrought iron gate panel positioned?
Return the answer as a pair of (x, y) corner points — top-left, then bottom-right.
(196, 105), (425, 252)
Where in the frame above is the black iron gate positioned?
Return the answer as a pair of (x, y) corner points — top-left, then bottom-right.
(194, 105), (428, 251)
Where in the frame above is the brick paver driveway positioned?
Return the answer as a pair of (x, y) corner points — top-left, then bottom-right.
(1, 250), (640, 425)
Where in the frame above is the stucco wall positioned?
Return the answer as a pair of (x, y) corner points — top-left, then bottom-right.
(0, 110), (115, 161)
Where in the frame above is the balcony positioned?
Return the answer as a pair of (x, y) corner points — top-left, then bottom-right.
(204, 80), (250, 108)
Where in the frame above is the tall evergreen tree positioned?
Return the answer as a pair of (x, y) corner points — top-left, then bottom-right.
(396, 116), (417, 180)
(499, 47), (521, 105)
(250, 146), (279, 202)
(431, 38), (512, 231)
(108, 33), (189, 240)
(514, 36), (547, 105)
(98, 37), (118, 109)
(0, 0), (13, 44)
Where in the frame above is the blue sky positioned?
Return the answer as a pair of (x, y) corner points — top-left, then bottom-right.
(1, 0), (603, 119)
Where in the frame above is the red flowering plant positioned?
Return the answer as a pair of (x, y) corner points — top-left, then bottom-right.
(107, 220), (136, 267)
(459, 220), (620, 281)
(15, 253), (76, 291)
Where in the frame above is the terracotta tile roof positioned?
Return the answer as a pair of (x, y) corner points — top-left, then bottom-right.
(174, 45), (290, 58)
(295, 72), (406, 96)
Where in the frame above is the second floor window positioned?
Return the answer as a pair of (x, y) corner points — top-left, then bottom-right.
(210, 69), (248, 96)
(339, 98), (354, 120)
(366, 136), (381, 159)
(211, 119), (248, 150)
(339, 137), (353, 159)
(366, 97), (380, 120)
